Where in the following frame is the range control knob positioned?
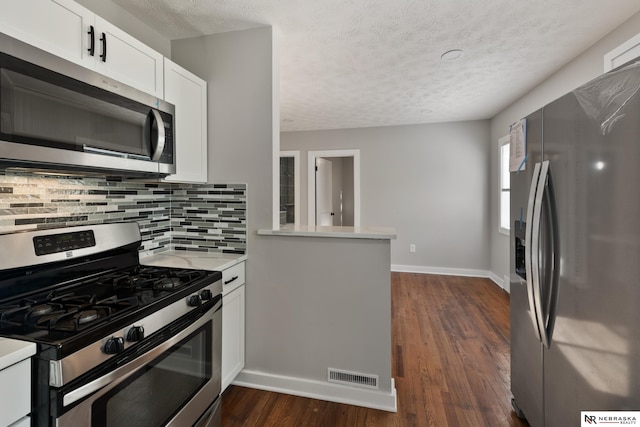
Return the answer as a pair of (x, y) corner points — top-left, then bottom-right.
(187, 294), (202, 307)
(200, 289), (213, 301)
(126, 326), (145, 342)
(103, 337), (125, 354)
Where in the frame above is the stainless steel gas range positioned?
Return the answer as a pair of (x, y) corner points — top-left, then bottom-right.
(0, 222), (222, 427)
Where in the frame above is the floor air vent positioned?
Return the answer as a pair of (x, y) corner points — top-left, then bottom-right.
(327, 368), (379, 389)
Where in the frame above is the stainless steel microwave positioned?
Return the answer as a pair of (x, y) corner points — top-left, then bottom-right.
(0, 32), (175, 177)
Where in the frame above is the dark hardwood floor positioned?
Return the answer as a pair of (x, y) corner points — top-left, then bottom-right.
(221, 272), (529, 427)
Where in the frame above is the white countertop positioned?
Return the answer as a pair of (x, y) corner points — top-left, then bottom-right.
(0, 338), (36, 371)
(140, 250), (247, 272)
(258, 225), (397, 239)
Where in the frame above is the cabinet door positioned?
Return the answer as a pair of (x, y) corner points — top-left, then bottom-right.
(222, 284), (245, 392)
(163, 58), (208, 183)
(0, 359), (31, 427)
(94, 16), (164, 98)
(1, 0), (95, 69)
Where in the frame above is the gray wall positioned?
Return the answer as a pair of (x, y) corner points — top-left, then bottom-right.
(489, 11), (640, 285)
(281, 121), (491, 271)
(75, 0), (171, 56)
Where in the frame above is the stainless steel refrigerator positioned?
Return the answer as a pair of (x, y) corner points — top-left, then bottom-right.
(510, 60), (640, 427)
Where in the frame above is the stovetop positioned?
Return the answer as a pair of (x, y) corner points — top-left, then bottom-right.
(0, 223), (222, 359)
(0, 265), (208, 340)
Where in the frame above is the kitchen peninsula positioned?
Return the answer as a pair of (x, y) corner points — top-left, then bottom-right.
(249, 225), (398, 411)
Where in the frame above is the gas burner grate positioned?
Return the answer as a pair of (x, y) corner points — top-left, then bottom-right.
(154, 277), (184, 291)
(46, 295), (141, 332)
(0, 301), (67, 331)
(48, 306), (113, 332)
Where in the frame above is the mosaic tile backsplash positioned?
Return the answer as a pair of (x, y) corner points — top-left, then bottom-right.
(0, 170), (246, 255)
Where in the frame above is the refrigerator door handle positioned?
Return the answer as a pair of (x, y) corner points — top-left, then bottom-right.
(531, 160), (549, 347)
(539, 162), (560, 349)
(525, 162), (543, 341)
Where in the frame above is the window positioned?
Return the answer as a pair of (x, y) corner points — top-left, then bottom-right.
(499, 135), (510, 234)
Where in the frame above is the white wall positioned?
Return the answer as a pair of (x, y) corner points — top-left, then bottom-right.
(489, 11), (640, 284)
(281, 121), (492, 274)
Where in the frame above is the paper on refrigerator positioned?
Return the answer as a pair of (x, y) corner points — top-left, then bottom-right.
(509, 119), (527, 172)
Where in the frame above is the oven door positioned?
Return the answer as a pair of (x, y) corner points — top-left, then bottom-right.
(55, 298), (221, 427)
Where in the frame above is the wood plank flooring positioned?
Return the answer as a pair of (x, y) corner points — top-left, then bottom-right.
(221, 273), (529, 427)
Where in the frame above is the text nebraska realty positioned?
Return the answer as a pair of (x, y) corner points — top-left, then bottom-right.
(585, 415), (637, 425)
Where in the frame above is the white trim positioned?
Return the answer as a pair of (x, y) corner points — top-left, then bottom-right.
(499, 134), (511, 235)
(391, 265), (511, 293)
(233, 369), (397, 412)
(488, 272), (511, 293)
(502, 274), (510, 293)
(391, 264), (491, 278)
(604, 32), (640, 72)
(280, 151), (301, 226)
(308, 149), (361, 227)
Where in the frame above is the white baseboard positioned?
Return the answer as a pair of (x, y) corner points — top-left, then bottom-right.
(488, 271), (504, 289)
(232, 369), (397, 412)
(391, 264), (491, 278)
(391, 264), (510, 293)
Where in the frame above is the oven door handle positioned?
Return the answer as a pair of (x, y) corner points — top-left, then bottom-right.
(63, 301), (218, 407)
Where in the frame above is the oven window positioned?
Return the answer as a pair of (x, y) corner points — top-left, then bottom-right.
(92, 325), (212, 427)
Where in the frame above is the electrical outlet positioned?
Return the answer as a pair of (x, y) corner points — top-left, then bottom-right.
(409, 244), (416, 253)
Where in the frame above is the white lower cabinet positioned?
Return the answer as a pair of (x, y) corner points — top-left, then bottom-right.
(221, 262), (245, 392)
(0, 359), (31, 427)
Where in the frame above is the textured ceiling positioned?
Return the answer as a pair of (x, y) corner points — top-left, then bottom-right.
(113, 0), (640, 131)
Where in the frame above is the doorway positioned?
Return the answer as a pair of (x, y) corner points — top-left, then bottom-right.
(308, 149), (360, 227)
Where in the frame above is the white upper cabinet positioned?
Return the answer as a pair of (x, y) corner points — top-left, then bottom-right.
(0, 0), (94, 68)
(1, 0), (164, 98)
(93, 15), (163, 98)
(163, 58), (208, 183)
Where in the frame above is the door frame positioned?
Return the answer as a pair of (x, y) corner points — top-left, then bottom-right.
(307, 149), (360, 227)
